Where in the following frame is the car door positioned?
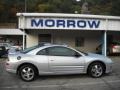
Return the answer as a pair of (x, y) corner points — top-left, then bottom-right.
(34, 48), (50, 74)
(48, 46), (85, 74)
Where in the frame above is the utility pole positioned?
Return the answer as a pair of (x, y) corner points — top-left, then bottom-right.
(25, 0), (27, 12)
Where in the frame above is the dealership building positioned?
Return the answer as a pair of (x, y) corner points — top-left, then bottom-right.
(16, 13), (120, 56)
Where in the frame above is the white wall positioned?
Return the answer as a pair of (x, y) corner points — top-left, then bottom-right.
(0, 29), (23, 35)
(26, 34), (38, 48)
(26, 30), (101, 52)
(52, 30), (101, 52)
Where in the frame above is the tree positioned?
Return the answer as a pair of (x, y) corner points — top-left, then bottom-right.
(36, 0), (81, 13)
(0, 0), (120, 23)
(87, 0), (112, 15)
(111, 0), (120, 16)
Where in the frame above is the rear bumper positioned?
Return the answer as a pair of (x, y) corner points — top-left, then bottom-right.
(6, 68), (16, 73)
(5, 61), (17, 74)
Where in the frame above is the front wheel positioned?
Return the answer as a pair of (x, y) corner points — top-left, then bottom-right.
(19, 65), (37, 81)
(88, 62), (105, 78)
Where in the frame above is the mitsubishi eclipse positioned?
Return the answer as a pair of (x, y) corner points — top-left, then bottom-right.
(6, 43), (113, 81)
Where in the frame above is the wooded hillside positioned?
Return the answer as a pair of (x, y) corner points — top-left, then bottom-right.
(0, 0), (120, 23)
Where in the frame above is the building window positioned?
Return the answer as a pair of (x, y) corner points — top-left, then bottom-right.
(75, 37), (84, 47)
(39, 34), (51, 43)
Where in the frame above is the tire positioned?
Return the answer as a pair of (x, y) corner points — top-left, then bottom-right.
(88, 62), (105, 78)
(19, 64), (37, 81)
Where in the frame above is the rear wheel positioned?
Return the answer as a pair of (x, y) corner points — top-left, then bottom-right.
(88, 62), (105, 78)
(19, 65), (37, 81)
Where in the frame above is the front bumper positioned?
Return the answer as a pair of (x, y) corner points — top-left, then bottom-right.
(105, 63), (113, 73)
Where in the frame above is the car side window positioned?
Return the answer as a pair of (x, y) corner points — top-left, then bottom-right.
(36, 49), (47, 55)
(48, 46), (80, 56)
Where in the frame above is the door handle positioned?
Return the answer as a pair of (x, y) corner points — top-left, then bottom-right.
(50, 60), (54, 61)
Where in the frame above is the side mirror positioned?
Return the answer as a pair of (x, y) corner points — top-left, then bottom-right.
(74, 53), (81, 57)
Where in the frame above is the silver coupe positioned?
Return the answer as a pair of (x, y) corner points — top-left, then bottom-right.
(6, 43), (113, 81)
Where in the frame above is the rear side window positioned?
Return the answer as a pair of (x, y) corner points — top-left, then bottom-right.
(21, 45), (39, 54)
(36, 49), (48, 55)
(36, 46), (81, 56)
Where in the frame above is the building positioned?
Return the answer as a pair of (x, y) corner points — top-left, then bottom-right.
(16, 13), (120, 56)
(0, 23), (23, 46)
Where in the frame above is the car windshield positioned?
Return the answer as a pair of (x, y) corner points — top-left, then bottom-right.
(21, 45), (39, 54)
(77, 49), (88, 56)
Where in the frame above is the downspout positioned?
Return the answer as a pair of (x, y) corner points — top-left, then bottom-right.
(103, 19), (108, 56)
(19, 14), (26, 50)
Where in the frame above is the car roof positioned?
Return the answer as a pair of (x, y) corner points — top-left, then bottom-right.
(38, 42), (68, 47)
(37, 44), (69, 51)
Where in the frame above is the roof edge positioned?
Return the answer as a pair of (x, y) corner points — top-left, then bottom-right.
(17, 13), (120, 20)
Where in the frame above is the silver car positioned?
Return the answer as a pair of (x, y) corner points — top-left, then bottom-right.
(6, 43), (113, 81)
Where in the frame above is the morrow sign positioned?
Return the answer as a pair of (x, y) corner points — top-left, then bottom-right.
(31, 19), (100, 28)
(23, 17), (107, 30)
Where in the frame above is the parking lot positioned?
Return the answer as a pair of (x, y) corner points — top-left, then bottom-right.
(0, 56), (120, 90)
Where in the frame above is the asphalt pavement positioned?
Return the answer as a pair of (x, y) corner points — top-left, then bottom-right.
(0, 56), (120, 90)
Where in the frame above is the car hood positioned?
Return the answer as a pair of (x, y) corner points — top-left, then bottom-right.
(87, 53), (108, 60)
